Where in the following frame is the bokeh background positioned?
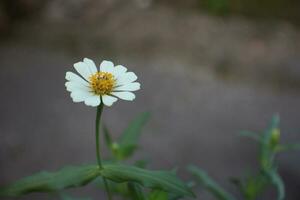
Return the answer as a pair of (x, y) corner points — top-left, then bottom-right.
(0, 0), (300, 199)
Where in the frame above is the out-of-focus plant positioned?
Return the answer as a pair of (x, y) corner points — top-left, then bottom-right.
(103, 112), (151, 161)
(200, 0), (230, 16)
(188, 115), (300, 200)
(198, 0), (300, 24)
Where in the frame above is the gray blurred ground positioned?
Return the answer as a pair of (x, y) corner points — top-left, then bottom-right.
(0, 1), (300, 199)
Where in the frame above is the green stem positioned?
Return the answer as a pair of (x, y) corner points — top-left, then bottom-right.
(95, 103), (113, 200)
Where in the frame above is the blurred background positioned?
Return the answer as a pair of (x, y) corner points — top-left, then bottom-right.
(0, 0), (300, 199)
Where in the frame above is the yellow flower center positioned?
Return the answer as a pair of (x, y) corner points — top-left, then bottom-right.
(89, 72), (116, 95)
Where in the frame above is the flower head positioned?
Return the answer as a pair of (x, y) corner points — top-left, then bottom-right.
(65, 58), (140, 107)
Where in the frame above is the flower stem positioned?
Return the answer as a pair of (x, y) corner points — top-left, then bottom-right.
(95, 103), (113, 200)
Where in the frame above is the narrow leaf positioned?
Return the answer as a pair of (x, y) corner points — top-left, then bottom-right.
(128, 182), (145, 200)
(60, 193), (92, 200)
(95, 179), (130, 197)
(269, 115), (280, 131)
(267, 170), (285, 200)
(134, 159), (148, 169)
(275, 143), (300, 153)
(147, 190), (168, 200)
(259, 115), (280, 170)
(103, 124), (113, 149)
(188, 165), (235, 200)
(105, 112), (150, 160)
(117, 144), (138, 160)
(119, 112), (150, 147)
(242, 173), (269, 200)
(101, 163), (195, 198)
(0, 165), (100, 197)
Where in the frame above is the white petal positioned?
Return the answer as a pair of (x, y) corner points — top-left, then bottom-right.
(102, 95), (118, 106)
(100, 60), (114, 73)
(84, 95), (101, 107)
(65, 72), (89, 86)
(112, 65), (127, 78)
(74, 61), (94, 81)
(111, 91), (135, 101)
(116, 72), (138, 86)
(114, 82), (140, 91)
(83, 58), (97, 74)
(65, 81), (90, 92)
(70, 90), (92, 102)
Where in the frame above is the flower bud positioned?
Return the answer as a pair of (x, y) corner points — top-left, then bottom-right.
(270, 128), (280, 148)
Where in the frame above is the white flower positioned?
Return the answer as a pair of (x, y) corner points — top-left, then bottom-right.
(65, 58), (140, 107)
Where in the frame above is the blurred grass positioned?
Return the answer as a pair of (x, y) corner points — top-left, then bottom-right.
(159, 0), (300, 24)
(200, 0), (299, 18)
(1, 0), (300, 23)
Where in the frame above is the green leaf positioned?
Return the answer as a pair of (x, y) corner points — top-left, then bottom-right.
(147, 190), (168, 200)
(275, 143), (300, 153)
(128, 182), (145, 200)
(101, 163), (195, 198)
(119, 112), (150, 145)
(188, 165), (235, 200)
(134, 159), (149, 169)
(0, 163), (194, 198)
(116, 112), (150, 159)
(242, 173), (269, 200)
(268, 115), (280, 131)
(0, 165), (100, 197)
(259, 115), (280, 170)
(95, 178), (131, 197)
(266, 170), (285, 200)
(116, 144), (138, 160)
(60, 193), (92, 200)
(103, 112), (150, 160)
(103, 124), (113, 149)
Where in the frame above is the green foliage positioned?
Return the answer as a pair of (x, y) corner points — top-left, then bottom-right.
(104, 112), (150, 160)
(259, 115), (279, 170)
(147, 190), (168, 200)
(96, 179), (131, 198)
(127, 182), (145, 200)
(60, 193), (92, 200)
(189, 114), (300, 200)
(238, 115), (287, 200)
(238, 173), (269, 200)
(266, 169), (284, 200)
(200, 0), (230, 15)
(198, 0), (300, 25)
(188, 165), (235, 200)
(119, 112), (150, 146)
(274, 143), (300, 153)
(0, 162), (194, 199)
(134, 159), (149, 169)
(101, 163), (195, 198)
(0, 165), (100, 197)
(2, 110), (300, 200)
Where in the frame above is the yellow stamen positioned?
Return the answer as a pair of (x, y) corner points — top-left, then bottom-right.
(89, 72), (115, 95)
